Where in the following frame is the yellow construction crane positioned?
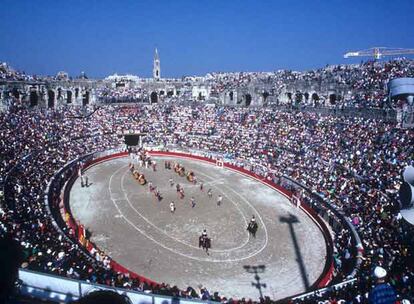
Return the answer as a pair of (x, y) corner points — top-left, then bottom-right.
(344, 47), (414, 60)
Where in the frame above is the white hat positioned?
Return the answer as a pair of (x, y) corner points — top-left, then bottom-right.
(374, 266), (387, 279)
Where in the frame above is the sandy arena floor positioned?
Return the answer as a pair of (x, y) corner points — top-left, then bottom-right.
(69, 156), (327, 300)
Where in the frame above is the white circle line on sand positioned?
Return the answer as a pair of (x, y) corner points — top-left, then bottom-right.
(196, 170), (269, 254)
(120, 168), (252, 253)
(106, 160), (267, 262)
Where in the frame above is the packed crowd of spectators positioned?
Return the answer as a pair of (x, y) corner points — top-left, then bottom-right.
(0, 62), (40, 82)
(96, 87), (144, 102)
(1, 98), (414, 303)
(209, 59), (414, 106)
(95, 83), (193, 104)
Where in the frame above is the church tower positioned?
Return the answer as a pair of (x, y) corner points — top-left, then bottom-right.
(153, 48), (161, 81)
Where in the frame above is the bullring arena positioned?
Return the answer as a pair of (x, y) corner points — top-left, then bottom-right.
(69, 152), (329, 300)
(2, 5), (414, 301)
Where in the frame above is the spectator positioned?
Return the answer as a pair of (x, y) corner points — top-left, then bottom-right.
(369, 266), (397, 304)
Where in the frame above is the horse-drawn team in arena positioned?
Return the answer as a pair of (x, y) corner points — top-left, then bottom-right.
(128, 149), (259, 254)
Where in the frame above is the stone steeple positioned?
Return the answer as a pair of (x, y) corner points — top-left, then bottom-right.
(153, 48), (161, 81)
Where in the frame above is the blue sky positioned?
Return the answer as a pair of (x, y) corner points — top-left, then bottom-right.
(0, 0), (413, 78)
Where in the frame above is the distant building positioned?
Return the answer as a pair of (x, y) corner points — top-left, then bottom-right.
(56, 71), (69, 81)
(105, 73), (140, 82)
(78, 71), (88, 79)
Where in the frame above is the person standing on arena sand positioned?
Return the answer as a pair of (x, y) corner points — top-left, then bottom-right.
(200, 182), (204, 191)
(179, 187), (185, 199)
(170, 201), (176, 213)
(191, 197), (196, 208)
(169, 178), (174, 187)
(78, 166), (85, 187)
(217, 195), (222, 206)
(155, 189), (162, 201)
(207, 188), (212, 198)
(80, 173), (88, 187)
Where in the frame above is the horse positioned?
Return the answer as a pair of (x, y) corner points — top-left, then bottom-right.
(138, 174), (146, 185)
(174, 163), (180, 173)
(187, 171), (194, 182)
(178, 167), (185, 177)
(247, 221), (258, 238)
(199, 235), (211, 254)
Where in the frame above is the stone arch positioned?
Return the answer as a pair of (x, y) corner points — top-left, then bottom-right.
(150, 91), (158, 103)
(229, 91), (234, 101)
(295, 91), (303, 104)
(48, 90), (55, 108)
(262, 91), (269, 101)
(329, 93), (337, 105)
(75, 88), (79, 98)
(245, 94), (252, 106)
(312, 93), (320, 106)
(67, 90), (72, 104)
(159, 90), (165, 96)
(304, 92), (310, 103)
(12, 88), (20, 99)
(58, 87), (64, 100)
(198, 92), (203, 100)
(82, 90), (90, 106)
(29, 90), (38, 107)
(167, 91), (174, 97)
